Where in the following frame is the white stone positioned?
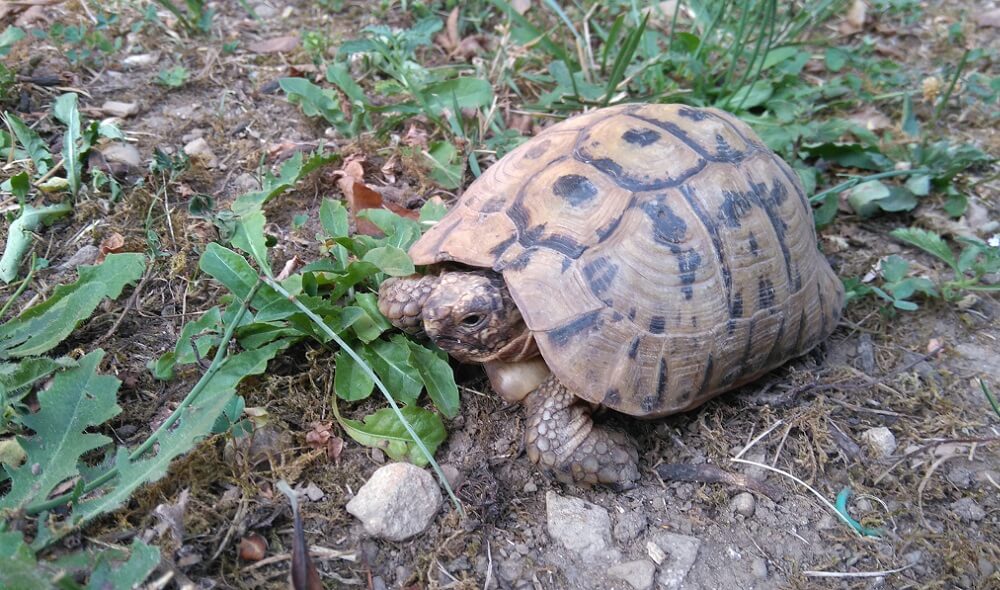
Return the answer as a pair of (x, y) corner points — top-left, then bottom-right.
(183, 137), (218, 168)
(100, 101), (139, 117)
(345, 463), (442, 541)
(651, 532), (700, 590)
(608, 559), (656, 590)
(545, 491), (617, 559)
(731, 492), (756, 518)
(861, 427), (897, 458)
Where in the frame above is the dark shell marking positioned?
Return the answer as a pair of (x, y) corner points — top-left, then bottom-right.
(553, 174), (599, 205)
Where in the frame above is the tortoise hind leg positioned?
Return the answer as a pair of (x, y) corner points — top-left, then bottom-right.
(523, 375), (640, 489)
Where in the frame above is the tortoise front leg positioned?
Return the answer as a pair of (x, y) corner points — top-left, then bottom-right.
(524, 375), (640, 489)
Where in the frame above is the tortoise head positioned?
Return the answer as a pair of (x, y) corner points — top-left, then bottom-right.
(378, 271), (535, 363)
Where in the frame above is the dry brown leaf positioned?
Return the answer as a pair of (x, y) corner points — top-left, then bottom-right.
(335, 158), (418, 235)
(446, 8), (460, 49)
(327, 436), (344, 464)
(975, 9), (1000, 28)
(248, 36), (299, 54)
(839, 0), (867, 35)
(95, 232), (126, 264)
(305, 422), (333, 450)
(403, 124), (429, 149)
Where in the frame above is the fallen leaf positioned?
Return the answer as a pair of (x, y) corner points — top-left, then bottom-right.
(403, 124), (429, 149)
(153, 488), (190, 545)
(446, 8), (460, 50)
(96, 232), (126, 264)
(249, 36), (299, 54)
(335, 158), (418, 235)
(328, 436), (344, 464)
(839, 0), (866, 35)
(305, 422), (333, 450)
(276, 256), (304, 281)
(277, 481), (323, 590)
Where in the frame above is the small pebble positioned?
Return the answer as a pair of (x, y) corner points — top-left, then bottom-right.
(861, 426), (897, 458)
(751, 557), (768, 579)
(522, 480), (537, 493)
(731, 492), (756, 518)
(950, 497), (986, 522)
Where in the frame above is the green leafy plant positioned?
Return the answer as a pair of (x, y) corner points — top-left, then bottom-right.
(890, 228), (1000, 300)
(843, 254), (937, 311)
(156, 65), (190, 88)
(1, 94), (123, 281)
(153, 0), (214, 34)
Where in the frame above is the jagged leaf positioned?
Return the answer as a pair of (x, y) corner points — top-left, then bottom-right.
(890, 227), (959, 272)
(0, 351), (120, 512)
(0, 253), (145, 358)
(0, 531), (58, 590)
(0, 356), (77, 402)
(5, 113), (52, 175)
(87, 539), (160, 590)
(338, 406), (446, 466)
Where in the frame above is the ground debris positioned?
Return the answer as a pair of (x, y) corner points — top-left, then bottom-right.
(655, 463), (782, 501)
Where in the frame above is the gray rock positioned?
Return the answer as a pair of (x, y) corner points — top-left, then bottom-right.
(751, 557), (768, 579)
(857, 334), (876, 375)
(955, 343), (1000, 379)
(650, 532), (700, 590)
(861, 427), (897, 458)
(947, 465), (974, 489)
(613, 509), (649, 543)
(545, 491), (617, 559)
(345, 463), (442, 541)
(607, 559), (656, 590)
(731, 492), (756, 518)
(950, 497), (986, 522)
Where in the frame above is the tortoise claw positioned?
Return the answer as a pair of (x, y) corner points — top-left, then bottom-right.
(524, 375), (640, 489)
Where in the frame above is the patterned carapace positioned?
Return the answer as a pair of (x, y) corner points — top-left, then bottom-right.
(409, 103), (844, 417)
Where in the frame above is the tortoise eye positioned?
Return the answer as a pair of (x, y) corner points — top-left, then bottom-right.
(461, 314), (483, 327)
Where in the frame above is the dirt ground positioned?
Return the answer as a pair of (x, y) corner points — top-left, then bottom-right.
(2, 0), (998, 589)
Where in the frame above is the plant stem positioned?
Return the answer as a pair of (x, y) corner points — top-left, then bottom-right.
(931, 49), (970, 126)
(0, 254), (37, 319)
(25, 281), (262, 516)
(809, 168), (932, 203)
(260, 275), (465, 518)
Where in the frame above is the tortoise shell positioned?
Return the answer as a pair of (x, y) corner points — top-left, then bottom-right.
(409, 103), (844, 418)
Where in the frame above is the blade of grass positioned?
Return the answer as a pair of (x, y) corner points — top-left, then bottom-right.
(489, 0), (576, 67)
(982, 379), (1000, 419)
(601, 11), (648, 106)
(931, 49), (970, 126)
(729, 0), (777, 112)
(808, 168), (932, 203)
(260, 275), (465, 518)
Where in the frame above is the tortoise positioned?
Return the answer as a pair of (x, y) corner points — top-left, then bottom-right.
(378, 103), (843, 489)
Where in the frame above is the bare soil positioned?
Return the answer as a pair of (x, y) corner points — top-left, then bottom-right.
(2, 1), (998, 589)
